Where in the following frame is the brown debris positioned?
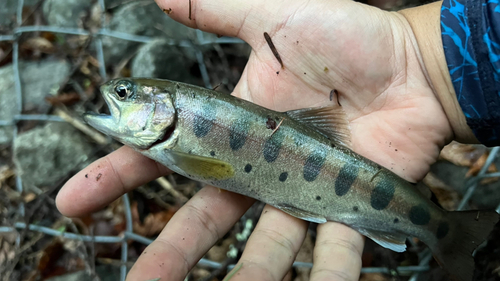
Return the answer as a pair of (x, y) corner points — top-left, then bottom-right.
(264, 32), (284, 69)
(423, 172), (460, 211)
(163, 8), (172, 14)
(189, 0), (192, 20)
(96, 173), (102, 181)
(266, 116), (277, 130)
(45, 92), (80, 106)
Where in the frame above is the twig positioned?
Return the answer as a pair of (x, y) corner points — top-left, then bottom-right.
(270, 117), (284, 137)
(264, 32), (284, 69)
(155, 177), (189, 203)
(54, 107), (109, 145)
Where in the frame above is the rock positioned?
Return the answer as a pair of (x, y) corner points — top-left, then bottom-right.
(0, 59), (70, 144)
(131, 39), (199, 83)
(0, 0), (40, 28)
(42, 0), (92, 28)
(13, 122), (94, 186)
(102, 1), (204, 64)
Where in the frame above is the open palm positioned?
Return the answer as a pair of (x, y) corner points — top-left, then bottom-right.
(57, 0), (453, 280)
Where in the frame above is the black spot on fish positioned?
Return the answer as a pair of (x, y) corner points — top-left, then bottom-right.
(409, 204), (431, 225)
(436, 221), (449, 239)
(303, 150), (326, 182)
(263, 130), (284, 163)
(316, 196), (321, 201)
(370, 179), (395, 210)
(279, 172), (288, 182)
(193, 104), (216, 138)
(244, 164), (252, 173)
(210, 151), (215, 156)
(353, 206), (359, 212)
(335, 163), (358, 196)
(229, 119), (249, 151)
(393, 218), (399, 223)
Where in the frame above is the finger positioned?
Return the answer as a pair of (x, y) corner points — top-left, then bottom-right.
(226, 205), (308, 281)
(126, 186), (255, 281)
(310, 222), (364, 281)
(56, 146), (170, 217)
(155, 0), (288, 45)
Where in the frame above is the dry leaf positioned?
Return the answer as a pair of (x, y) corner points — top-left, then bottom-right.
(439, 141), (485, 167)
(132, 202), (176, 237)
(20, 37), (55, 53)
(423, 172), (460, 211)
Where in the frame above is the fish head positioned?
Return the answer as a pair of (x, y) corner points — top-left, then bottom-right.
(84, 78), (176, 150)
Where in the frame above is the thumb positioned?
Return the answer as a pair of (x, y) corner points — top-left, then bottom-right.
(155, 0), (297, 47)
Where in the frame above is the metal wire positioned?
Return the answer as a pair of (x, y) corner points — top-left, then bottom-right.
(0, 0), (498, 280)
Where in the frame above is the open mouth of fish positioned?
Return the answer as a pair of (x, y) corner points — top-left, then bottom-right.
(83, 90), (177, 150)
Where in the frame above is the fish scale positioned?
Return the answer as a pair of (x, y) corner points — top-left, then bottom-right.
(84, 78), (499, 281)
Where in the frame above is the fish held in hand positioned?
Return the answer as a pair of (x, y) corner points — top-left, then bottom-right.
(85, 78), (499, 281)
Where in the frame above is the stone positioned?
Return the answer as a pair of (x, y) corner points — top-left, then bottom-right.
(0, 0), (40, 28)
(42, 0), (92, 28)
(0, 59), (70, 144)
(102, 1), (205, 64)
(131, 39), (199, 83)
(13, 122), (94, 186)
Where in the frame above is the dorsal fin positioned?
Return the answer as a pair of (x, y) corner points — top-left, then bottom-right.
(286, 105), (352, 149)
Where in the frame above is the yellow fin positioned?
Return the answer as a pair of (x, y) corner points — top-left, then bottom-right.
(170, 151), (235, 180)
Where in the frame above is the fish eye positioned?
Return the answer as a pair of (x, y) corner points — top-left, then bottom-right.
(114, 81), (133, 100)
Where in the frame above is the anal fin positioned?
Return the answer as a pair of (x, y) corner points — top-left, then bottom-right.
(275, 203), (327, 224)
(357, 228), (407, 252)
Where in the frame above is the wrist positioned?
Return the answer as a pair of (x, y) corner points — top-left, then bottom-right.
(397, 1), (479, 144)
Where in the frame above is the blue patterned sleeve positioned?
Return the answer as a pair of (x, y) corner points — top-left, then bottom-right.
(441, 0), (500, 146)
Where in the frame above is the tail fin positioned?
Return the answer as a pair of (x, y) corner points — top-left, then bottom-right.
(432, 210), (499, 281)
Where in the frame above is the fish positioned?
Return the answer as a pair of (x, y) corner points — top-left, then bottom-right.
(84, 78), (499, 281)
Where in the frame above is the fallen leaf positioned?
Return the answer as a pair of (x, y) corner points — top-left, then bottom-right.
(20, 37), (55, 53)
(423, 172), (460, 211)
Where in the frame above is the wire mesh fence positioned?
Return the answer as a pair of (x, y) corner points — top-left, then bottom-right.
(0, 0), (499, 280)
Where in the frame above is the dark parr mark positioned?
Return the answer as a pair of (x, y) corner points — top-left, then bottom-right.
(263, 130), (284, 163)
(303, 150), (326, 182)
(335, 163), (358, 196)
(210, 151), (215, 156)
(279, 172), (288, 182)
(370, 179), (395, 210)
(229, 119), (249, 151)
(264, 32), (284, 68)
(353, 206), (359, 212)
(193, 104), (216, 138)
(436, 221), (449, 239)
(244, 164), (252, 173)
(409, 204), (431, 225)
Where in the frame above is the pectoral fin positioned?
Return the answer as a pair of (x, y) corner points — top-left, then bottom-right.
(357, 228), (407, 252)
(275, 203), (327, 224)
(170, 151), (235, 181)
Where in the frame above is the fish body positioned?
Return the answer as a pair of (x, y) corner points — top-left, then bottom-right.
(85, 78), (499, 281)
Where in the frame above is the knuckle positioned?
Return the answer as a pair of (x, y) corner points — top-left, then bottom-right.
(184, 203), (221, 241)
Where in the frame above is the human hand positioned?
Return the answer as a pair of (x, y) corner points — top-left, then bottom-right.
(57, 0), (455, 280)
